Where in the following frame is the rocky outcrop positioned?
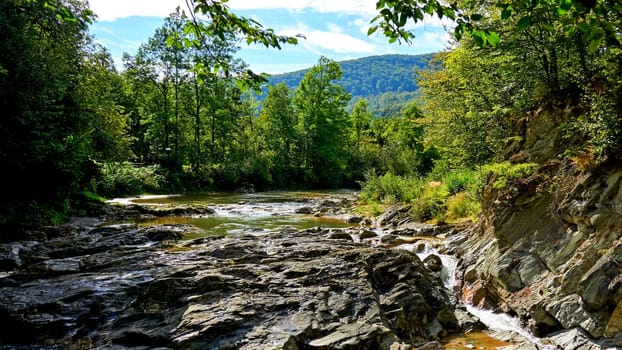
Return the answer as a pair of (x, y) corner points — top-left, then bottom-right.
(0, 222), (459, 349)
(456, 157), (622, 347)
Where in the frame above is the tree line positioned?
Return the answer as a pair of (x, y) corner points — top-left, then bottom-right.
(2, 0), (620, 224)
(0, 2), (432, 224)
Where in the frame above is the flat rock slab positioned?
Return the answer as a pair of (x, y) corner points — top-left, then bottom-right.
(0, 225), (458, 349)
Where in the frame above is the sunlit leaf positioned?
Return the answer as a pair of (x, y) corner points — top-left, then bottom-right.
(487, 31), (500, 46)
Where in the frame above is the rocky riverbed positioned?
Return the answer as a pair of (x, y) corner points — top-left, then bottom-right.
(0, 194), (465, 349)
(1, 190), (620, 349)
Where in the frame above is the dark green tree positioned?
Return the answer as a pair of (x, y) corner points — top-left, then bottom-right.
(0, 0), (95, 223)
(258, 82), (299, 186)
(293, 57), (351, 186)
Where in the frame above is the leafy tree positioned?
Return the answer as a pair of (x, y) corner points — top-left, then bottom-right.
(258, 82), (299, 186)
(294, 57), (351, 186)
(0, 0), (95, 223)
(80, 43), (133, 162)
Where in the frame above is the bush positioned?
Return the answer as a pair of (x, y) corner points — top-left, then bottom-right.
(446, 192), (480, 221)
(360, 165), (485, 223)
(481, 162), (538, 189)
(359, 171), (424, 204)
(98, 162), (165, 197)
(444, 168), (480, 194)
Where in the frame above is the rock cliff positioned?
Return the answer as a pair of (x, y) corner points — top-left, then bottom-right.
(455, 106), (622, 347)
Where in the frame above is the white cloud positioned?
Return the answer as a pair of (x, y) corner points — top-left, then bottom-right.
(90, 0), (377, 21)
(89, 0), (188, 21)
(326, 22), (344, 33)
(228, 0), (376, 16)
(350, 18), (369, 35)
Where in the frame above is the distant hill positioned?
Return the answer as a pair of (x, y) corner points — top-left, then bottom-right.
(264, 53), (436, 117)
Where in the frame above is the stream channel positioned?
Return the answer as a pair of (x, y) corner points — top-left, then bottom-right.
(109, 190), (550, 349)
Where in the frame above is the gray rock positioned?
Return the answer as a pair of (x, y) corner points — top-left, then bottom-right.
(347, 215), (363, 224)
(327, 231), (353, 241)
(423, 254), (443, 273)
(295, 206), (313, 214)
(0, 226), (459, 349)
(548, 328), (602, 350)
(360, 230), (378, 239)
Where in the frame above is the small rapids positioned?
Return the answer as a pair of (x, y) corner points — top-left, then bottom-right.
(404, 242), (555, 349)
(110, 191), (354, 237)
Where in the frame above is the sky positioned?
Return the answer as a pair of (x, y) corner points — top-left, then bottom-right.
(88, 0), (452, 74)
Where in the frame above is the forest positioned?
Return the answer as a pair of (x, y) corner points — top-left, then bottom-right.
(1, 0), (621, 225)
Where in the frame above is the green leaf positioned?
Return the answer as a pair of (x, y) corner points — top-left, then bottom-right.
(368, 26), (379, 36)
(501, 8), (512, 20)
(487, 31), (500, 46)
(165, 36), (175, 47)
(470, 14), (483, 21)
(517, 16), (532, 30)
(558, 0), (573, 15)
(588, 28), (606, 52)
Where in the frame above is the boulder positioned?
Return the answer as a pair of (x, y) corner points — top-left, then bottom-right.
(423, 254), (443, 273)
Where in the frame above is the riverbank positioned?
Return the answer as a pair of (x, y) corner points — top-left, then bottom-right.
(0, 191), (618, 349)
(0, 193), (459, 349)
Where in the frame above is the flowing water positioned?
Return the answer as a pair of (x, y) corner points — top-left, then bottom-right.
(110, 191), (354, 238)
(111, 191), (550, 349)
(401, 242), (554, 349)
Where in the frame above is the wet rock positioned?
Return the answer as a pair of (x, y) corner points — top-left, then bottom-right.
(456, 159), (622, 344)
(0, 226), (459, 349)
(347, 215), (363, 224)
(360, 230), (378, 239)
(381, 234), (399, 245)
(498, 343), (538, 350)
(453, 306), (486, 332)
(414, 243), (427, 253)
(377, 205), (411, 226)
(327, 231), (353, 241)
(361, 217), (374, 226)
(140, 225), (188, 241)
(415, 340), (443, 349)
(548, 328), (602, 350)
(295, 206), (313, 214)
(423, 254), (443, 273)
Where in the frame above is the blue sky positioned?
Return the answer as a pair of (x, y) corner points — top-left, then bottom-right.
(88, 0), (451, 74)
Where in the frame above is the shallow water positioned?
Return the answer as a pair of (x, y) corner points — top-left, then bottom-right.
(441, 331), (513, 349)
(115, 190), (354, 237)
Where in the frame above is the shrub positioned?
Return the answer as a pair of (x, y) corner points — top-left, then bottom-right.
(98, 162), (165, 197)
(445, 168), (480, 195)
(359, 171), (424, 204)
(481, 162), (538, 189)
(446, 192), (480, 220)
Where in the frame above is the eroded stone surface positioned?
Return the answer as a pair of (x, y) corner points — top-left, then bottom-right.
(0, 223), (458, 349)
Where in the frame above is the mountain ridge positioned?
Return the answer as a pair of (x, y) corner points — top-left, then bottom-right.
(262, 53), (436, 117)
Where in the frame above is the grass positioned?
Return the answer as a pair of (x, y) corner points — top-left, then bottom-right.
(359, 161), (538, 223)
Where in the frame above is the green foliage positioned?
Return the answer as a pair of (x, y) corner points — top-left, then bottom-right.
(267, 54), (433, 103)
(418, 48), (521, 168)
(294, 56), (351, 187)
(257, 83), (298, 187)
(481, 162), (538, 189)
(444, 168), (481, 195)
(0, 0), (96, 223)
(359, 171), (426, 204)
(98, 162), (165, 197)
(360, 161), (489, 222)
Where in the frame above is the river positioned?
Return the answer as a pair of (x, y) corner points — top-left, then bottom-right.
(109, 190), (548, 349)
